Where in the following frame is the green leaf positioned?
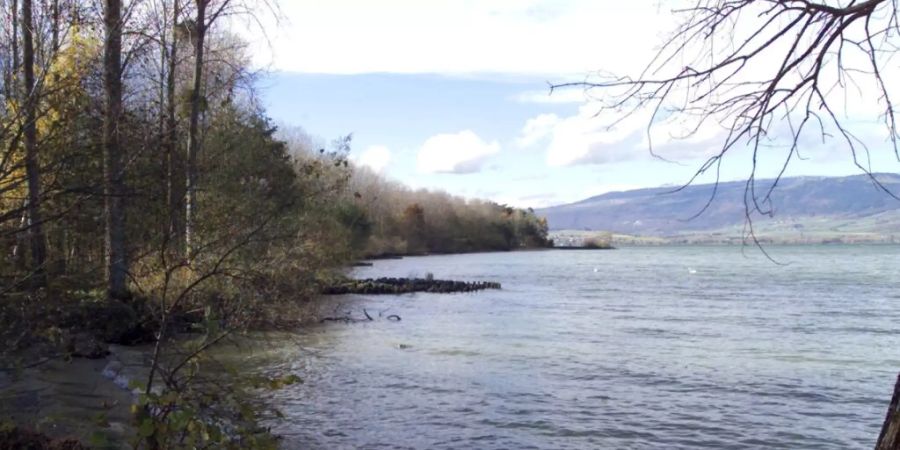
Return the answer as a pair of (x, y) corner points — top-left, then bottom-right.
(208, 425), (222, 442)
(139, 419), (155, 438)
(239, 404), (256, 420)
(89, 431), (110, 447)
(93, 412), (110, 428)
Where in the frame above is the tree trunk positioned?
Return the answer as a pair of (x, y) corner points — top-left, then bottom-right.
(4, 0), (19, 97)
(9, 0), (24, 269)
(877, 374), (900, 449)
(157, 9), (168, 238)
(50, 0), (59, 52)
(103, 0), (128, 300)
(184, 0), (206, 256)
(22, 0), (48, 285)
(166, 0), (183, 247)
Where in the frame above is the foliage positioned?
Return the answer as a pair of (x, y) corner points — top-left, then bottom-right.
(582, 233), (613, 249)
(0, 1), (552, 448)
(344, 167), (551, 257)
(129, 343), (298, 450)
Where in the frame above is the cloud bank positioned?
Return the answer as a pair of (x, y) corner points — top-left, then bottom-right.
(245, 1), (669, 75)
(417, 130), (500, 174)
(517, 103), (731, 167)
(354, 145), (392, 173)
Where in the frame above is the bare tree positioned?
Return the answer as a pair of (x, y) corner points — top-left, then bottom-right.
(103, 0), (128, 300)
(21, 0), (48, 284)
(6, 0), (24, 267)
(165, 0), (182, 243)
(184, 0), (208, 256)
(552, 1), (899, 447)
(554, 0), (898, 241)
(182, 0), (279, 255)
(50, 0), (59, 51)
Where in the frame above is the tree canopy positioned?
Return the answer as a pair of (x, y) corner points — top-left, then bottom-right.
(0, 1), (551, 446)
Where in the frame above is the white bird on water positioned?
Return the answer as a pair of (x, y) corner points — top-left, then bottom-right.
(688, 268), (697, 274)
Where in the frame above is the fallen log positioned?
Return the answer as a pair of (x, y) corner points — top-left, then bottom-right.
(319, 309), (401, 324)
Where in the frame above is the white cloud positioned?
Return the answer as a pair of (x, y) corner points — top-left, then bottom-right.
(516, 102), (733, 167)
(354, 145), (392, 173)
(517, 113), (560, 148)
(417, 130), (500, 174)
(513, 89), (591, 104)
(514, 104), (646, 166)
(243, 1), (671, 75)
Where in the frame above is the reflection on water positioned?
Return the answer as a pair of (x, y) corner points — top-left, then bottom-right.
(260, 246), (900, 449)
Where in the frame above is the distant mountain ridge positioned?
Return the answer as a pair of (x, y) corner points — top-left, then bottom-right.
(537, 173), (900, 239)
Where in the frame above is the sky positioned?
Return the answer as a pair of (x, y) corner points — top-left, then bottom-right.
(244, 0), (900, 208)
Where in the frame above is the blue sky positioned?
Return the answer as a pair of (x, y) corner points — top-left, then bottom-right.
(248, 1), (899, 208)
(260, 72), (622, 207)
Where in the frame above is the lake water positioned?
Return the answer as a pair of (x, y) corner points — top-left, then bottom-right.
(261, 246), (900, 449)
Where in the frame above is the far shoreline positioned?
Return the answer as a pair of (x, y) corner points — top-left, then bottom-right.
(356, 241), (900, 265)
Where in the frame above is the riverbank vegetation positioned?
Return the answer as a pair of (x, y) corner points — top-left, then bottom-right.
(0, 0), (549, 447)
(550, 231), (614, 249)
(346, 169), (551, 257)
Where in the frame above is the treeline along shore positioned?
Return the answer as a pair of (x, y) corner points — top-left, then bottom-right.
(0, 1), (551, 448)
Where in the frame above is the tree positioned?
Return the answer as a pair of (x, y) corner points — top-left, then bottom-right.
(103, 0), (128, 300)
(165, 0), (183, 243)
(555, 0), (898, 242)
(401, 202), (426, 254)
(182, 0), (279, 254)
(21, 0), (48, 283)
(553, 1), (898, 447)
(184, 0), (208, 255)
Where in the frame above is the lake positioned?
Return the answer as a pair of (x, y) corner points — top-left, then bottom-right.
(258, 246), (900, 449)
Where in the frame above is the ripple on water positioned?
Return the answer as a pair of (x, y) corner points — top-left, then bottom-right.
(259, 247), (900, 449)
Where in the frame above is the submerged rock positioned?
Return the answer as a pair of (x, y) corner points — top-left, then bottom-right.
(68, 332), (109, 359)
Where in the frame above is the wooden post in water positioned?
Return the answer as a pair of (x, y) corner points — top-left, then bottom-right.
(876, 373), (900, 449)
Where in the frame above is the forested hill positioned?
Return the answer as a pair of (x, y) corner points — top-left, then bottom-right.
(538, 174), (900, 237)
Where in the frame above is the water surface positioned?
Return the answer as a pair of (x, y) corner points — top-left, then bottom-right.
(262, 246), (900, 449)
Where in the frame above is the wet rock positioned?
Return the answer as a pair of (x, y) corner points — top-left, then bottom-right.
(323, 277), (501, 295)
(68, 332), (109, 359)
(101, 360), (123, 379)
(65, 300), (142, 345)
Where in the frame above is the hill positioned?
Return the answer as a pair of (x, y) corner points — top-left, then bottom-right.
(537, 174), (900, 243)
